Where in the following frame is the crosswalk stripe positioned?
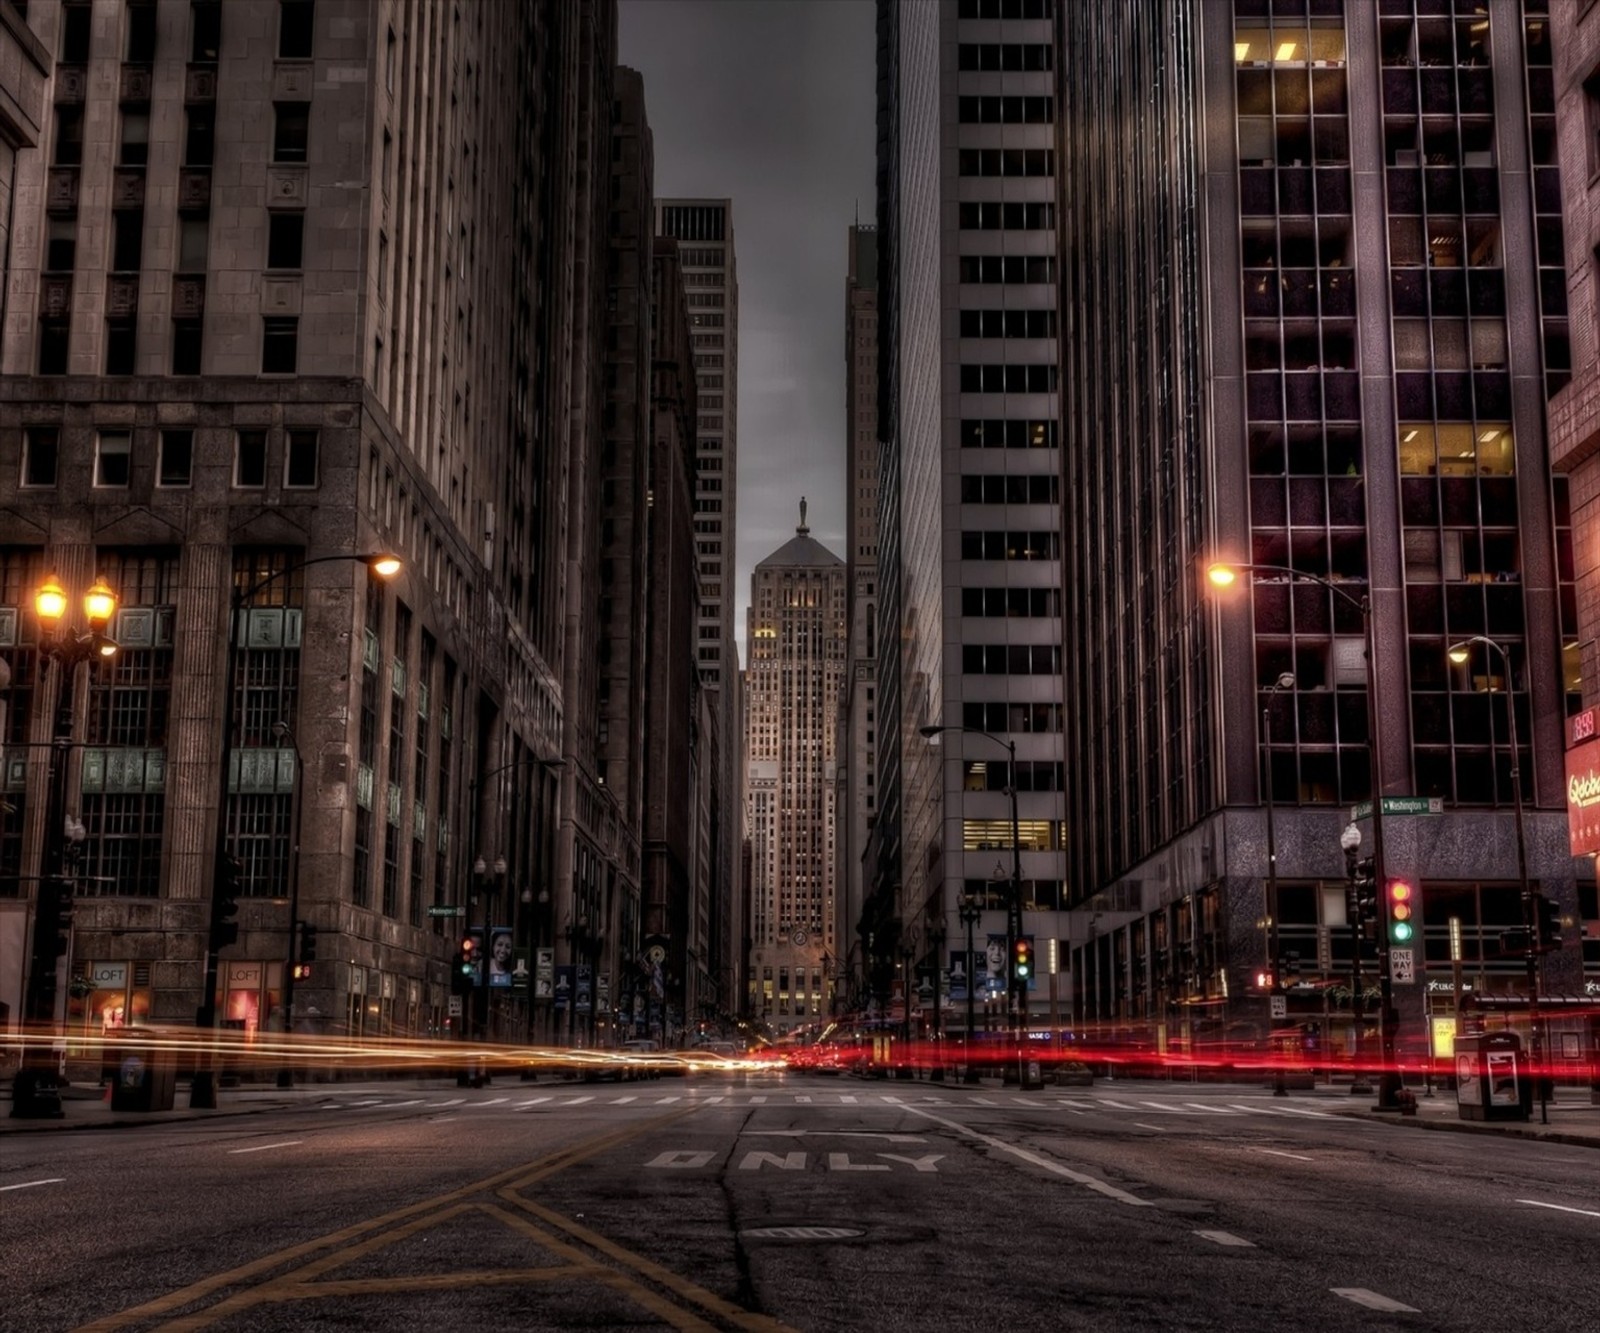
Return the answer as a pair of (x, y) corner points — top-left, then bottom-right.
(655, 1096), (680, 1104)
(473, 1097), (508, 1107)
(517, 1097), (552, 1107)
(748, 1095), (767, 1104)
(839, 1095), (858, 1104)
(610, 1096), (637, 1104)
(971, 1098), (996, 1106)
(1188, 1103), (1238, 1114)
(564, 1096), (594, 1105)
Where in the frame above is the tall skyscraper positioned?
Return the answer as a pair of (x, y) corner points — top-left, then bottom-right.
(0, 0), (625, 1049)
(873, 0), (1069, 1035)
(655, 197), (741, 1021)
(745, 504), (846, 1034)
(840, 224), (880, 1008)
(1058, 1), (1581, 1052)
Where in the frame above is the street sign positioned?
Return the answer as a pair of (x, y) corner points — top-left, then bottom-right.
(448, 995), (463, 1017)
(1270, 996), (1287, 1019)
(428, 905), (466, 918)
(1349, 796), (1443, 821)
(1390, 947), (1415, 985)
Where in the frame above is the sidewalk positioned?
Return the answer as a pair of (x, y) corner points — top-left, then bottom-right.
(0, 1076), (477, 1135)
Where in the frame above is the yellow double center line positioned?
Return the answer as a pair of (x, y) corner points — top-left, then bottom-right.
(76, 1108), (793, 1333)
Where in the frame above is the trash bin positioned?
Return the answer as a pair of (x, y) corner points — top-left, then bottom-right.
(1455, 1031), (1531, 1122)
(110, 1046), (177, 1112)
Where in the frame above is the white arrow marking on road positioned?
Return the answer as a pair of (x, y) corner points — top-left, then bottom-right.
(0, 1178), (65, 1192)
(902, 1105), (1152, 1207)
(1332, 1289), (1419, 1313)
(517, 1097), (552, 1107)
(646, 1150), (716, 1169)
(1517, 1199), (1600, 1219)
(228, 1140), (303, 1155)
(1252, 1148), (1314, 1162)
(1195, 1230), (1255, 1248)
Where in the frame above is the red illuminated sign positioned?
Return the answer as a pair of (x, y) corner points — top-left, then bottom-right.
(1566, 736), (1600, 857)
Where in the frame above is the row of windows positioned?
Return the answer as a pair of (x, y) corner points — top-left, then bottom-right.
(962, 643), (1062, 677)
(960, 474), (1059, 505)
(19, 426), (319, 490)
(53, 99), (308, 170)
(959, 418), (1057, 449)
(960, 530), (1060, 561)
(959, 308), (1056, 339)
(51, 209), (303, 277)
(957, 95), (1054, 125)
(959, 757), (1063, 791)
(959, 363), (1058, 393)
(958, 255), (1056, 285)
(962, 701), (1063, 733)
(957, 43), (1053, 72)
(960, 586), (1060, 619)
(958, 148), (1054, 178)
(38, 315), (305, 378)
(956, 0), (1054, 19)
(958, 201), (1056, 232)
(56, 0), (309, 66)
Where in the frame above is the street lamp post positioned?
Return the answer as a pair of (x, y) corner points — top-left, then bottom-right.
(192, 551), (400, 1110)
(1209, 561), (1402, 1109)
(919, 723), (1026, 1086)
(272, 719), (305, 1089)
(958, 892), (981, 1082)
(1448, 634), (1545, 1125)
(11, 575), (119, 1120)
(1340, 821), (1371, 1095)
(1264, 671), (1294, 1098)
(929, 919), (946, 1081)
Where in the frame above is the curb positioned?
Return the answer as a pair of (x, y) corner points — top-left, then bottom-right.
(1331, 1107), (1600, 1151)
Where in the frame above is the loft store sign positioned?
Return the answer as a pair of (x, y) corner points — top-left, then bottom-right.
(1566, 708), (1600, 857)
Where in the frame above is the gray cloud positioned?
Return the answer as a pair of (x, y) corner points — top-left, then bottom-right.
(619, 0), (877, 663)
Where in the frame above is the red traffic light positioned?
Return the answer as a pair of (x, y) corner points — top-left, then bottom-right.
(461, 936), (477, 955)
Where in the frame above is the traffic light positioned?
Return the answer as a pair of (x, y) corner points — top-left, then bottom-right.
(1386, 879), (1416, 946)
(212, 854), (243, 950)
(1352, 857), (1377, 935)
(1533, 893), (1564, 954)
(298, 921), (318, 964)
(459, 933), (481, 984)
(1013, 937), (1033, 984)
(1254, 967), (1276, 992)
(52, 888), (75, 955)
(291, 963), (313, 981)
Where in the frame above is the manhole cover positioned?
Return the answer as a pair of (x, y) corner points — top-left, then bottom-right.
(741, 1226), (865, 1242)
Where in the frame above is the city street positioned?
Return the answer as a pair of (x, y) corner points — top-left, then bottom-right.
(3, 1072), (1597, 1331)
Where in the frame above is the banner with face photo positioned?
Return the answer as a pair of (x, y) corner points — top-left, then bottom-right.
(487, 926), (515, 987)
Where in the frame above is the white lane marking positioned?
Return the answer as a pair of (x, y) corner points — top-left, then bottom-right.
(228, 1140), (303, 1155)
(426, 1099), (465, 1108)
(564, 1096), (594, 1106)
(1140, 1101), (1197, 1114)
(794, 1095), (812, 1104)
(434, 1116), (457, 1123)
(838, 1095), (859, 1105)
(1188, 1103), (1239, 1115)
(472, 1097), (508, 1108)
(700, 1096), (725, 1104)
(970, 1098), (997, 1106)
(610, 1096), (638, 1105)
(1244, 1103), (1335, 1119)
(345, 1099), (384, 1107)
(1517, 1198), (1600, 1219)
(654, 1096), (681, 1104)
(1100, 1099), (1143, 1110)
(1332, 1288), (1419, 1313)
(1133, 1123), (1169, 1133)
(0, 1177), (65, 1192)
(748, 1095), (767, 1104)
(517, 1097), (552, 1107)
(903, 1105), (1152, 1207)
(380, 1099), (424, 1108)
(1057, 1099), (1096, 1110)
(1196, 1230), (1255, 1247)
(1252, 1148), (1314, 1162)
(880, 1095), (902, 1104)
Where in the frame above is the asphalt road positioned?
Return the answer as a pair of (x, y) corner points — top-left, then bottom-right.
(3, 1074), (1597, 1331)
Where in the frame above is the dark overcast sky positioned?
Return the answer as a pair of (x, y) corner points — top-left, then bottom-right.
(618, 0), (877, 664)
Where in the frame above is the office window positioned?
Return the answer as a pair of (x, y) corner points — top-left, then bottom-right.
(279, 0), (314, 59)
(261, 317), (298, 374)
(38, 320), (69, 374)
(172, 319), (203, 375)
(177, 214), (209, 271)
(191, 1), (221, 62)
(22, 428), (59, 488)
(284, 430), (319, 488)
(184, 106), (215, 167)
(126, 2), (157, 61)
(60, 2), (91, 62)
(112, 210), (144, 272)
(234, 431), (268, 488)
(273, 104), (310, 163)
(267, 212), (305, 270)
(105, 320), (137, 375)
(157, 431), (193, 487)
(54, 106), (84, 166)
(46, 217), (76, 272)
(96, 432), (132, 487)
(120, 109), (150, 167)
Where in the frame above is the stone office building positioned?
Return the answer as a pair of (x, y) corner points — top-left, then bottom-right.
(0, 0), (619, 1049)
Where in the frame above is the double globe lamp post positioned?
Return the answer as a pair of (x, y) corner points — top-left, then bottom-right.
(11, 574), (119, 1119)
